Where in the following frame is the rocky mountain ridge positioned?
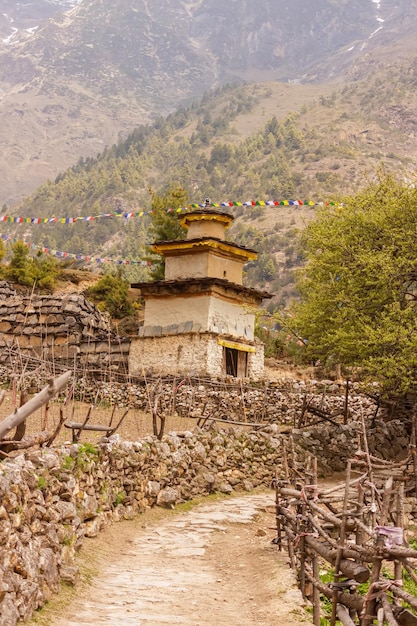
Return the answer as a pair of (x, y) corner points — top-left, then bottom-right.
(0, 0), (417, 205)
(0, 0), (81, 46)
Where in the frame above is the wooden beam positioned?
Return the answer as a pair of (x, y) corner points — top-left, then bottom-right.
(64, 422), (113, 433)
(336, 604), (356, 626)
(0, 371), (72, 440)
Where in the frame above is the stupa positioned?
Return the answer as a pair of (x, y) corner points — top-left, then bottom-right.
(129, 202), (271, 379)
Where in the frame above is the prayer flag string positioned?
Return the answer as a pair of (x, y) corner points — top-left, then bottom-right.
(0, 234), (152, 267)
(0, 198), (343, 266)
(0, 199), (342, 225)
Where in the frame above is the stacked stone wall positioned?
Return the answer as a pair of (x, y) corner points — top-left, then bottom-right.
(129, 333), (210, 377)
(248, 339), (265, 380)
(79, 377), (379, 426)
(0, 285), (129, 371)
(0, 427), (281, 626)
(0, 412), (414, 625)
(292, 418), (411, 472)
(0, 418), (413, 626)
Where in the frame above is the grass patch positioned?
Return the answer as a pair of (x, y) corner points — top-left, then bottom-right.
(317, 557), (417, 625)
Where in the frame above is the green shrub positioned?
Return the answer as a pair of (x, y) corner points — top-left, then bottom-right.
(3, 241), (59, 291)
(85, 272), (135, 318)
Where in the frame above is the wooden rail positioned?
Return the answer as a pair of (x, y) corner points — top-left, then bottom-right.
(273, 431), (417, 625)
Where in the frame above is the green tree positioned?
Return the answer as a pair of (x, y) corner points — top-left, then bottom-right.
(31, 252), (59, 290)
(4, 242), (59, 290)
(291, 173), (417, 396)
(85, 271), (135, 318)
(4, 241), (34, 286)
(146, 185), (188, 280)
(0, 239), (5, 265)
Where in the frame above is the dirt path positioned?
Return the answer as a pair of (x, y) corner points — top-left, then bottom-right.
(33, 493), (310, 626)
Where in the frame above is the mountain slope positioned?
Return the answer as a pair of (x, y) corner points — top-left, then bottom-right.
(1, 58), (416, 309)
(0, 1), (81, 45)
(1, 0), (416, 205)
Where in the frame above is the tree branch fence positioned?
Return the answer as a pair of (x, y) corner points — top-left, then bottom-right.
(274, 424), (417, 626)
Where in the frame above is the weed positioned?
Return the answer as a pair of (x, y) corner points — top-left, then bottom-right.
(113, 490), (127, 506)
(318, 567), (369, 625)
(74, 443), (99, 472)
(61, 456), (74, 471)
(100, 480), (109, 494)
(78, 443), (98, 458)
(37, 476), (48, 490)
(61, 529), (75, 547)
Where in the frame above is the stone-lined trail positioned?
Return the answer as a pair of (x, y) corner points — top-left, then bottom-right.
(39, 493), (309, 626)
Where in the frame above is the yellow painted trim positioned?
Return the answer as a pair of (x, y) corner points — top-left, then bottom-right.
(180, 213), (233, 229)
(153, 239), (257, 261)
(218, 339), (256, 353)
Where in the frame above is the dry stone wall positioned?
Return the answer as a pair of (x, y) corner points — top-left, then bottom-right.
(79, 377), (379, 426)
(0, 284), (129, 371)
(0, 397), (413, 625)
(0, 426), (282, 626)
(292, 418), (411, 473)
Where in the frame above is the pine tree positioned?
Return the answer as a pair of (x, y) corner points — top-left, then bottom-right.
(146, 185), (188, 280)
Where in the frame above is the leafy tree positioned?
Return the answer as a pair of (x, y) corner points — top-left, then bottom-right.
(4, 241), (34, 286)
(85, 271), (135, 318)
(290, 172), (417, 396)
(3, 242), (59, 290)
(0, 238), (5, 264)
(31, 252), (59, 290)
(146, 185), (188, 280)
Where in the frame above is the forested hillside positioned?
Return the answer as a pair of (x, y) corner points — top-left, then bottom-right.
(2, 57), (417, 306)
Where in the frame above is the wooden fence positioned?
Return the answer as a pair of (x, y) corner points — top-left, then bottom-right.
(274, 429), (417, 625)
